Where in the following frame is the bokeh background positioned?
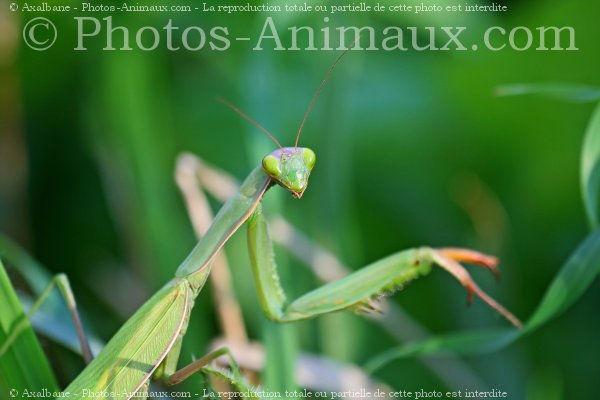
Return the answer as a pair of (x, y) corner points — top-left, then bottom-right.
(1, 0), (599, 398)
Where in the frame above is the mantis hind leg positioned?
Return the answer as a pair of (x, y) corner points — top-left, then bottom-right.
(0, 273), (93, 363)
(164, 347), (259, 399)
(247, 205), (521, 328)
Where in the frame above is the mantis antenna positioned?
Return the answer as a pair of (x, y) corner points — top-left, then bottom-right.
(217, 96), (284, 150)
(294, 45), (355, 149)
(219, 41), (356, 150)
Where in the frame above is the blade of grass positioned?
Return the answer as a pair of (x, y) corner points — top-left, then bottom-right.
(0, 234), (104, 356)
(243, 55), (300, 397)
(524, 228), (600, 332)
(581, 102), (600, 228)
(0, 234), (53, 293)
(0, 259), (59, 397)
(496, 83), (600, 103)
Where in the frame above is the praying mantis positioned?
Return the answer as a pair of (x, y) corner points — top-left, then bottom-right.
(2, 50), (521, 400)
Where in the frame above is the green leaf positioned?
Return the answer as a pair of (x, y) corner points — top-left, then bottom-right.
(495, 83), (600, 103)
(524, 227), (600, 332)
(364, 329), (518, 373)
(0, 234), (103, 357)
(0, 234), (53, 294)
(581, 102), (600, 228)
(0, 259), (59, 397)
(365, 228), (600, 372)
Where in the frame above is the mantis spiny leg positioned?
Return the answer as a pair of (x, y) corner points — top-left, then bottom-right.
(164, 347), (243, 386)
(247, 204), (522, 327)
(164, 347), (261, 400)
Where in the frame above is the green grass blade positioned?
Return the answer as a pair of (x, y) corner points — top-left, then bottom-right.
(0, 259), (59, 397)
(0, 234), (53, 293)
(496, 83), (600, 103)
(262, 321), (298, 396)
(581, 102), (600, 228)
(365, 228), (600, 372)
(524, 227), (600, 332)
(364, 329), (518, 374)
(0, 234), (104, 357)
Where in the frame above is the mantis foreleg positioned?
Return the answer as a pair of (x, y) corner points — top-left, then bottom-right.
(248, 205), (522, 327)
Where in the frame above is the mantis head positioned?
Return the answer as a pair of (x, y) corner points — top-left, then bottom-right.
(219, 47), (349, 199)
(262, 147), (316, 199)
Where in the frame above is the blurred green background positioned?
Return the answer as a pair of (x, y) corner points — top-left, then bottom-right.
(1, 0), (599, 398)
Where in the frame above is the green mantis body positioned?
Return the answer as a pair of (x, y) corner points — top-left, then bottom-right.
(61, 145), (520, 399)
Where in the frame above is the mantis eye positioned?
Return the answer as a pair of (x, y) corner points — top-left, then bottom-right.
(262, 155), (282, 177)
(303, 148), (316, 169)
